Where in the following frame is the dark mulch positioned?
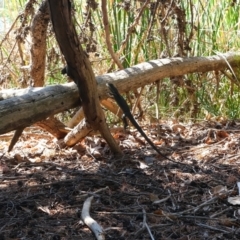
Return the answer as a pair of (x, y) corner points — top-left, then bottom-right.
(0, 120), (240, 239)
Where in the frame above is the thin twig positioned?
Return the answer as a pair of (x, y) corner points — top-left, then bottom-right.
(177, 196), (218, 215)
(195, 223), (231, 233)
(142, 208), (155, 240)
(101, 0), (123, 69)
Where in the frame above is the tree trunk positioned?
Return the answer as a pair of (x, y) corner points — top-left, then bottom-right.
(48, 0), (122, 155)
(30, 0), (50, 87)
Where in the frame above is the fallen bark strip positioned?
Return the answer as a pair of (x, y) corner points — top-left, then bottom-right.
(36, 116), (70, 138)
(0, 52), (239, 135)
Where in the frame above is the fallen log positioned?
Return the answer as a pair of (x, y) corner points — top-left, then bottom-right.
(0, 84), (80, 134)
(0, 51), (239, 135)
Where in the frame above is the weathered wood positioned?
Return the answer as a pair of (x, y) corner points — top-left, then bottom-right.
(36, 116), (70, 139)
(48, 0), (122, 155)
(64, 99), (123, 146)
(64, 118), (92, 146)
(0, 84), (80, 134)
(8, 127), (25, 151)
(0, 52), (239, 135)
(96, 52), (240, 97)
(66, 99), (122, 128)
(30, 0), (50, 87)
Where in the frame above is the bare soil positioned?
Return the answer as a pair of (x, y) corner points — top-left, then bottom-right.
(0, 120), (240, 240)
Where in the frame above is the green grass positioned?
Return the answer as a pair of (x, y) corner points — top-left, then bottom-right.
(0, 0), (240, 120)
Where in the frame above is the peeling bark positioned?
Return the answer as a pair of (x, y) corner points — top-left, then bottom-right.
(48, 0), (122, 155)
(30, 0), (50, 87)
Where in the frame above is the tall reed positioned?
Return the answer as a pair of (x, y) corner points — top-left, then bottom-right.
(0, 0), (240, 119)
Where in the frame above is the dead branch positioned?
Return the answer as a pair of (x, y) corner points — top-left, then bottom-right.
(0, 84), (80, 134)
(66, 99), (123, 129)
(48, 0), (122, 155)
(0, 52), (239, 136)
(64, 118), (92, 146)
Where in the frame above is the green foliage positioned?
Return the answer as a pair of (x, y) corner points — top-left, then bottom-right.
(0, 0), (25, 20)
(189, 0), (240, 55)
(0, 0), (240, 120)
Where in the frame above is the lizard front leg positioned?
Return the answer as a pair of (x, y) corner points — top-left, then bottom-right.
(122, 114), (129, 130)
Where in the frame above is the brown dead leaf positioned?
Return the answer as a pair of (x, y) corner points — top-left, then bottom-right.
(219, 217), (239, 227)
(226, 175), (237, 185)
(172, 124), (186, 133)
(153, 209), (177, 220)
(149, 193), (159, 202)
(113, 132), (126, 140)
(14, 153), (25, 162)
(217, 130), (229, 139)
(153, 139), (165, 145)
(0, 164), (10, 174)
(153, 209), (165, 215)
(205, 136), (214, 144)
(211, 185), (228, 197)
